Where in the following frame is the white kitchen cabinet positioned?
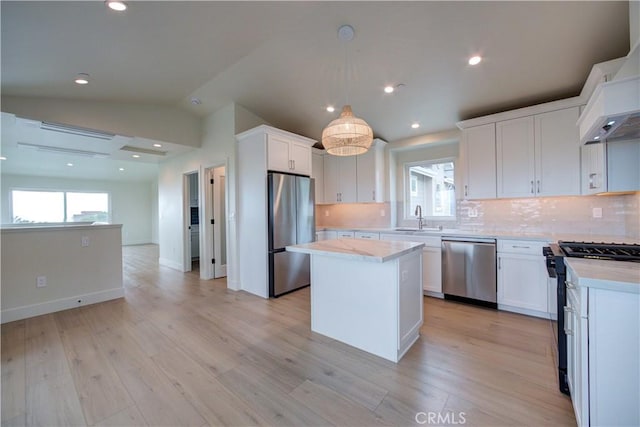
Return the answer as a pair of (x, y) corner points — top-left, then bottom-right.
(356, 139), (386, 203)
(267, 132), (312, 175)
(311, 150), (325, 204)
(497, 240), (550, 317)
(461, 123), (497, 199)
(336, 231), (355, 239)
(582, 140), (640, 194)
(316, 230), (337, 241)
(497, 107), (581, 198)
(323, 155), (357, 203)
(496, 116), (536, 198)
(565, 261), (640, 427)
(354, 231), (379, 240)
(380, 234), (442, 295)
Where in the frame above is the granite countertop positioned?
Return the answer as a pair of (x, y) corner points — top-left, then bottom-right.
(316, 226), (640, 244)
(287, 238), (424, 263)
(565, 258), (640, 294)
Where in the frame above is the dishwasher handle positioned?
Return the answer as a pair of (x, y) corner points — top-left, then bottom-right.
(442, 237), (496, 244)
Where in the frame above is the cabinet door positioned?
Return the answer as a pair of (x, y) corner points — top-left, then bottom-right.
(356, 149), (377, 202)
(422, 247), (442, 293)
(267, 134), (291, 173)
(290, 140), (311, 175)
(607, 139), (640, 192)
(496, 116), (535, 198)
(323, 155), (339, 203)
(581, 143), (606, 195)
(338, 156), (357, 203)
(462, 124), (497, 199)
(535, 107), (580, 196)
(312, 153), (325, 204)
(497, 253), (548, 312)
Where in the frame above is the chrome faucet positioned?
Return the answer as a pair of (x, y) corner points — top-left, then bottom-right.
(414, 205), (424, 230)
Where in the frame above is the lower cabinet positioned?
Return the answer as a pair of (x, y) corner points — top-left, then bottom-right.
(336, 231), (355, 239)
(565, 263), (640, 427)
(380, 234), (442, 295)
(497, 240), (550, 318)
(354, 231), (380, 240)
(316, 230), (337, 241)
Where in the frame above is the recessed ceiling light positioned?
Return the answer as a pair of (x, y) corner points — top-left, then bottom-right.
(190, 98), (202, 105)
(0, 156), (6, 160)
(594, 136), (600, 140)
(411, 123), (420, 129)
(119, 167), (125, 171)
(74, 73), (90, 85)
(153, 143), (162, 148)
(132, 154), (140, 158)
(67, 163), (74, 167)
(384, 86), (394, 94)
(326, 106), (335, 113)
(607, 120), (616, 126)
(468, 55), (482, 66)
(105, 1), (127, 11)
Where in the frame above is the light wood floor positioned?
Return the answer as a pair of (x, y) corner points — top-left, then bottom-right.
(2, 244), (575, 426)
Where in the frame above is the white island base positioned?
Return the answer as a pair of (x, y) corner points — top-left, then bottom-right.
(287, 238), (424, 363)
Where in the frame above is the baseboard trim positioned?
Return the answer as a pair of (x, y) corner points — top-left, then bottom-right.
(1, 287), (124, 324)
(158, 257), (183, 271)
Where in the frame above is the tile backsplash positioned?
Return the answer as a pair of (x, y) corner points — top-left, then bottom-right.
(317, 193), (639, 238)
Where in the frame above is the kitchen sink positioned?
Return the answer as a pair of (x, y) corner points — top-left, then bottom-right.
(394, 228), (420, 232)
(393, 227), (444, 232)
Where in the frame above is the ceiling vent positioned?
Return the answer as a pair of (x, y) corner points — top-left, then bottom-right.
(17, 142), (110, 158)
(40, 121), (116, 140)
(119, 145), (167, 156)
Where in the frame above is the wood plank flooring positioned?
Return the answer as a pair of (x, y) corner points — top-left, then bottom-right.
(1, 244), (575, 426)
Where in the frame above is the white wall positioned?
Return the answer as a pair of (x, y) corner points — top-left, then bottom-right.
(157, 102), (269, 288)
(1, 174), (156, 245)
(1, 225), (124, 323)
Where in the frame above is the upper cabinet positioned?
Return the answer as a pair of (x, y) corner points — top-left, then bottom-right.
(458, 99), (583, 200)
(461, 123), (497, 199)
(582, 140), (640, 194)
(323, 155), (357, 203)
(356, 139), (386, 203)
(266, 132), (313, 176)
(311, 149), (325, 204)
(320, 138), (387, 204)
(496, 107), (581, 198)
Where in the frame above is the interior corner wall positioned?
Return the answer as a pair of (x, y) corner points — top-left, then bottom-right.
(0, 174), (154, 245)
(1, 95), (202, 148)
(234, 103), (271, 134)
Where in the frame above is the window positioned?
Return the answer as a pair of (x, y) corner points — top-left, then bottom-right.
(405, 160), (455, 219)
(11, 190), (109, 224)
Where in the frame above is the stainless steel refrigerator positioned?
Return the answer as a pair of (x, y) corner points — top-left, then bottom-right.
(268, 172), (315, 297)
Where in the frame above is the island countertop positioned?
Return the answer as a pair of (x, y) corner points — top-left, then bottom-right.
(286, 238), (424, 263)
(565, 258), (640, 294)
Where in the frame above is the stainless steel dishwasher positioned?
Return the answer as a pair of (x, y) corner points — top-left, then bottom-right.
(442, 237), (497, 307)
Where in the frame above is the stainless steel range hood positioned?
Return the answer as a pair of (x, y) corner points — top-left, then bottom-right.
(577, 75), (640, 144)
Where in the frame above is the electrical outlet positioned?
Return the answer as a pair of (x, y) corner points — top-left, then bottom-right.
(380, 209), (386, 217)
(468, 208), (478, 218)
(36, 276), (47, 288)
(592, 207), (603, 218)
(325, 210), (329, 217)
(81, 236), (90, 247)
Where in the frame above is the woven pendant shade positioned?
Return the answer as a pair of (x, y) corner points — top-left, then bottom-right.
(321, 105), (373, 156)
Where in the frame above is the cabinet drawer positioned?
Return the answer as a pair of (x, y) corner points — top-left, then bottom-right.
(379, 234), (441, 247)
(497, 239), (546, 255)
(354, 232), (379, 240)
(336, 231), (355, 239)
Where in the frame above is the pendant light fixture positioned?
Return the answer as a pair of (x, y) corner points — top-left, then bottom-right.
(322, 25), (373, 156)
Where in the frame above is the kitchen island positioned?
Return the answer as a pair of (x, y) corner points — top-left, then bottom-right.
(286, 238), (424, 362)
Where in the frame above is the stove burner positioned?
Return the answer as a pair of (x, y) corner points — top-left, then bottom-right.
(558, 241), (640, 262)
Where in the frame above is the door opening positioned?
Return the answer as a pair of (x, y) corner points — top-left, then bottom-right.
(206, 166), (227, 278)
(184, 171), (200, 273)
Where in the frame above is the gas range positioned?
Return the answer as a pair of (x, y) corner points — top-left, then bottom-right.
(542, 240), (640, 395)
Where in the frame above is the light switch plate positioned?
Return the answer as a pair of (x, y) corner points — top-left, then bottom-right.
(592, 207), (603, 218)
(36, 276), (47, 288)
(81, 236), (90, 247)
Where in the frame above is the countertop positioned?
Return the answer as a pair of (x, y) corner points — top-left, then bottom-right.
(286, 238), (424, 263)
(0, 223), (122, 233)
(565, 258), (640, 294)
(316, 226), (640, 244)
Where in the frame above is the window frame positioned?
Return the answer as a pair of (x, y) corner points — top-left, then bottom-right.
(403, 157), (457, 221)
(10, 188), (112, 224)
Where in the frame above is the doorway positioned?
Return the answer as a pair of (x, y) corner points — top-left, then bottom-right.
(184, 171), (200, 273)
(204, 165), (227, 278)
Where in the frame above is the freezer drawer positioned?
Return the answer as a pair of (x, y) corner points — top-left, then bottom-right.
(269, 250), (310, 297)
